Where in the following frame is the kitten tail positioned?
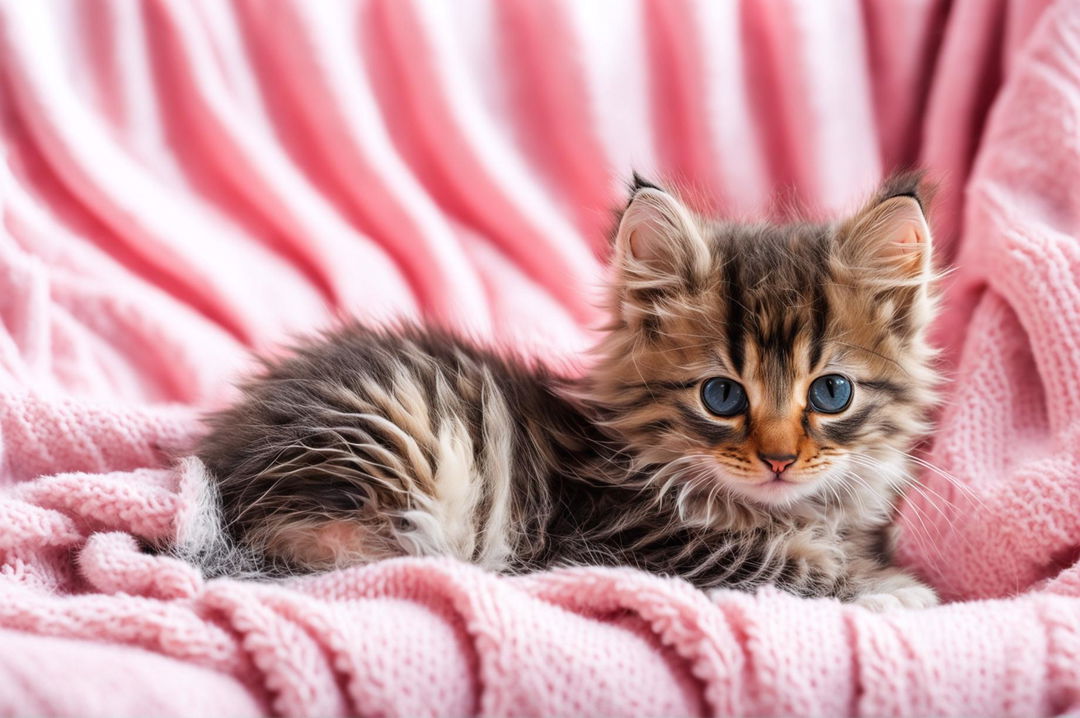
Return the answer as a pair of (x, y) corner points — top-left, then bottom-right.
(170, 457), (265, 579)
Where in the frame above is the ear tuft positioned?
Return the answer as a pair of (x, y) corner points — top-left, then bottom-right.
(873, 170), (934, 210)
(629, 171), (663, 196)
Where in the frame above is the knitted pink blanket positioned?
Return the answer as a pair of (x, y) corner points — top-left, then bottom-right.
(3, 0), (1080, 715)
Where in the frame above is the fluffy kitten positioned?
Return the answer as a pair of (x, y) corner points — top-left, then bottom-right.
(192, 174), (940, 609)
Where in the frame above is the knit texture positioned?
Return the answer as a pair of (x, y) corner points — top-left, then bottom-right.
(3, 0), (1080, 715)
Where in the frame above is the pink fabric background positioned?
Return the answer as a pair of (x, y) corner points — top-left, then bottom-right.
(2, 0), (1080, 715)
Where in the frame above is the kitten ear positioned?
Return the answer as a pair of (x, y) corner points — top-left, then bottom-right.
(838, 173), (934, 282)
(614, 181), (709, 280)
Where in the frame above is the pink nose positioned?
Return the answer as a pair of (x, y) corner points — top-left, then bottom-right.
(759, 453), (797, 474)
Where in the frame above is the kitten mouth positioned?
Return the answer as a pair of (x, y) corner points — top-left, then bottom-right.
(754, 468), (803, 483)
(707, 460), (817, 504)
(757, 475), (796, 487)
(740, 473), (817, 504)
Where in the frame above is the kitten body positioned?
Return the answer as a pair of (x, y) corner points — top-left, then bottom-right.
(193, 175), (940, 607)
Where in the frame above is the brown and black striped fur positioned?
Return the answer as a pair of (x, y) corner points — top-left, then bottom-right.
(191, 174), (941, 608)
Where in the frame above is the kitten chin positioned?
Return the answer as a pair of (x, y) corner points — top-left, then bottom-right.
(189, 171), (942, 610)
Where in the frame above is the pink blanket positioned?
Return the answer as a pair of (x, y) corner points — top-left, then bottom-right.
(3, 0), (1080, 715)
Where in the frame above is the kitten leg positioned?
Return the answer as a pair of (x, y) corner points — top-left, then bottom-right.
(851, 566), (938, 611)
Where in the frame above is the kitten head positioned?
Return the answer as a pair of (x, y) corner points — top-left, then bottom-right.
(585, 173), (940, 514)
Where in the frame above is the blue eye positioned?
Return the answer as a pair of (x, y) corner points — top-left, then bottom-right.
(808, 374), (853, 413)
(701, 378), (748, 417)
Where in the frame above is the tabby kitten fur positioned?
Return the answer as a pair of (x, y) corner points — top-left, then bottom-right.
(192, 174), (941, 609)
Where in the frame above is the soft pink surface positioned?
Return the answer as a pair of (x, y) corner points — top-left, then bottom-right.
(2, 0), (1080, 715)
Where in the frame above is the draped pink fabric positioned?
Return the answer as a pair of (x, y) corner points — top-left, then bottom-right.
(2, 0), (1080, 715)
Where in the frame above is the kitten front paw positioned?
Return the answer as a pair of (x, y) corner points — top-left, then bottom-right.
(853, 572), (939, 612)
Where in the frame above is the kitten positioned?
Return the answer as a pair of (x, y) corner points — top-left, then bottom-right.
(191, 173), (940, 609)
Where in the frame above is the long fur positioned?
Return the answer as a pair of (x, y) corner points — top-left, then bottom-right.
(188, 174), (942, 606)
